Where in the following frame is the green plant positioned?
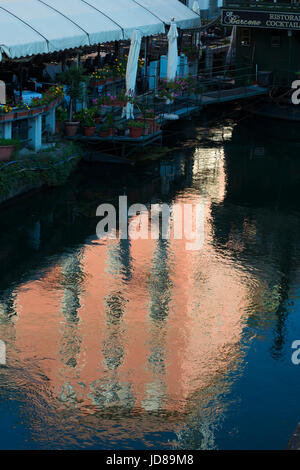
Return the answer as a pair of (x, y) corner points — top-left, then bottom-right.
(116, 89), (128, 102)
(57, 66), (88, 121)
(56, 106), (68, 122)
(142, 109), (155, 119)
(106, 113), (114, 128)
(81, 114), (95, 127)
(127, 120), (145, 128)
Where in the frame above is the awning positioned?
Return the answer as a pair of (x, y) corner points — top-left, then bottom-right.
(134, 0), (202, 30)
(0, 0), (201, 60)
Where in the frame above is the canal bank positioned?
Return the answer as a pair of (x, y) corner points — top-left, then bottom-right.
(0, 142), (82, 206)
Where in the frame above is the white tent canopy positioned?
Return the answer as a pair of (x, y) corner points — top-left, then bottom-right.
(134, 0), (202, 30)
(0, 0), (201, 60)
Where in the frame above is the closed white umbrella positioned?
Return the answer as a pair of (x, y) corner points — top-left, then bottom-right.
(167, 19), (179, 81)
(192, 1), (202, 48)
(123, 29), (142, 120)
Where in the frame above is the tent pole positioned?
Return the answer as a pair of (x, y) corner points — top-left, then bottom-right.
(143, 37), (148, 93)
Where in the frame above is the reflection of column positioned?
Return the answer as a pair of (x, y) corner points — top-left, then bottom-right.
(59, 251), (83, 370)
(88, 240), (135, 412)
(0, 289), (17, 319)
(119, 237), (133, 283)
(149, 237), (172, 322)
(143, 219), (173, 411)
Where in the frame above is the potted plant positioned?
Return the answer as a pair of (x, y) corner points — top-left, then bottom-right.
(137, 108), (159, 134)
(98, 112), (114, 137)
(15, 99), (31, 118)
(127, 120), (145, 138)
(90, 103), (102, 124)
(0, 138), (19, 162)
(0, 104), (15, 121)
(55, 106), (67, 134)
(57, 66), (88, 137)
(99, 124), (114, 137)
(81, 111), (96, 137)
(114, 89), (128, 107)
(115, 123), (126, 137)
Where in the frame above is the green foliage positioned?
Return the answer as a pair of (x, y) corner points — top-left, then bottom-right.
(56, 106), (68, 122)
(57, 66), (88, 121)
(0, 143), (81, 198)
(74, 108), (96, 127)
(0, 138), (21, 149)
(127, 120), (145, 128)
(106, 113), (114, 128)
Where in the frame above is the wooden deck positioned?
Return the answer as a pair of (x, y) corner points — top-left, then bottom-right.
(72, 85), (268, 163)
(70, 131), (163, 159)
(201, 85), (267, 105)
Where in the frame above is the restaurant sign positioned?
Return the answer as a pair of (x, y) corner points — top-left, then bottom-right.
(221, 8), (300, 30)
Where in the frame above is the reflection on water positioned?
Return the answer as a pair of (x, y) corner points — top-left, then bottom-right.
(1, 116), (300, 449)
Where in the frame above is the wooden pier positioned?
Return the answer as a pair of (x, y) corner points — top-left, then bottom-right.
(71, 85), (268, 164)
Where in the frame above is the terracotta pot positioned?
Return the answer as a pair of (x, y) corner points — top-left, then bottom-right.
(113, 100), (126, 107)
(30, 108), (42, 116)
(137, 117), (158, 134)
(0, 113), (15, 122)
(0, 145), (14, 162)
(129, 127), (143, 138)
(91, 80), (106, 87)
(64, 121), (80, 137)
(94, 116), (102, 124)
(83, 126), (96, 137)
(99, 128), (114, 137)
(16, 110), (30, 118)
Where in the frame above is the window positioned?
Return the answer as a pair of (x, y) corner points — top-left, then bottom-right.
(271, 35), (280, 47)
(241, 29), (251, 47)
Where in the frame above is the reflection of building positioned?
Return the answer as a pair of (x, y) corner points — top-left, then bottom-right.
(0, 138), (258, 448)
(1, 131), (298, 448)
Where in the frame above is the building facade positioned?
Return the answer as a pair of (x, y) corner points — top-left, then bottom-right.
(221, 0), (300, 85)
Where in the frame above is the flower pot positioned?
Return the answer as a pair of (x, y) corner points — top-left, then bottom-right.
(0, 145), (14, 162)
(99, 128), (114, 137)
(16, 110), (30, 118)
(94, 116), (102, 124)
(137, 117), (158, 134)
(64, 121), (80, 137)
(91, 80), (106, 87)
(83, 126), (96, 137)
(30, 108), (43, 116)
(113, 100), (126, 107)
(0, 113), (15, 122)
(129, 127), (143, 138)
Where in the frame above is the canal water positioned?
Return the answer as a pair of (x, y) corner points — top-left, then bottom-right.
(1, 112), (300, 450)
